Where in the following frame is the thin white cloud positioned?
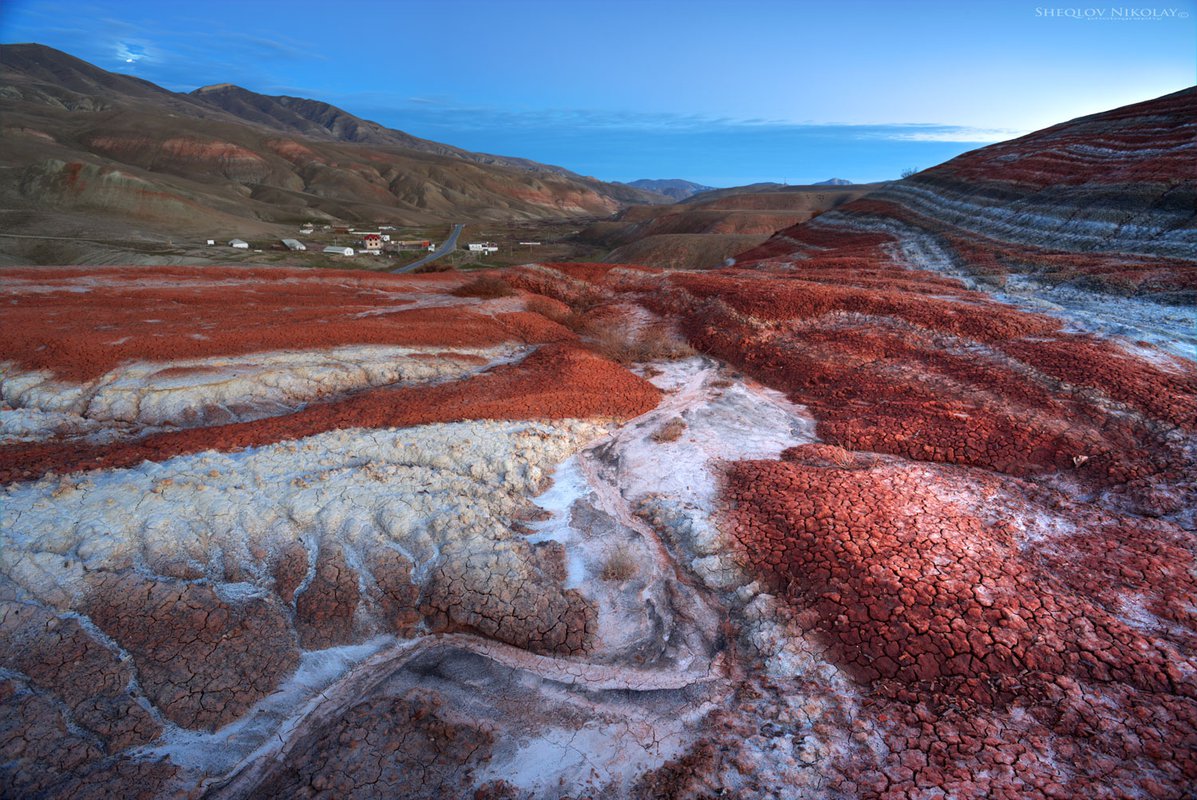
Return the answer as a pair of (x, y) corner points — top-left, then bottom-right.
(114, 39), (151, 66)
(870, 126), (1029, 143)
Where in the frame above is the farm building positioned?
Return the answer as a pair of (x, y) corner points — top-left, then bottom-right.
(323, 246), (355, 256)
(228, 239), (249, 249)
(281, 239), (306, 251)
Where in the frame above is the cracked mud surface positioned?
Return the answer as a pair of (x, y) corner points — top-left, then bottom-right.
(2, 250), (1195, 799)
(2, 90), (1196, 798)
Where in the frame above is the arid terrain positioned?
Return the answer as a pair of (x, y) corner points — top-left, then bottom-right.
(576, 182), (877, 269)
(1, 68), (1195, 800)
(0, 44), (668, 267)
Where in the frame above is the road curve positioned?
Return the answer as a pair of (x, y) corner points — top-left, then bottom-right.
(391, 223), (464, 273)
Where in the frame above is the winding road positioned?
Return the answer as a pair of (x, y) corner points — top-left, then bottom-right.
(391, 223), (464, 273)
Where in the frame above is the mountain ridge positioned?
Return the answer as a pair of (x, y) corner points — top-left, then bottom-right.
(0, 43), (664, 246)
(623, 178), (717, 201)
(739, 86), (1197, 306)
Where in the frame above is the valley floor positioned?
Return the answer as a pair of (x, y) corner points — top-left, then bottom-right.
(1, 243), (1194, 798)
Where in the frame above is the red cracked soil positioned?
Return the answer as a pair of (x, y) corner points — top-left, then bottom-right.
(725, 444), (1197, 799)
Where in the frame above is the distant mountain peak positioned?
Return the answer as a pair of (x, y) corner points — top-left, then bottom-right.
(814, 178), (853, 185)
(624, 178), (716, 201)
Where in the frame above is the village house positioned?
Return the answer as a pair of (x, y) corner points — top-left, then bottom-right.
(359, 232), (383, 252)
(228, 239), (249, 249)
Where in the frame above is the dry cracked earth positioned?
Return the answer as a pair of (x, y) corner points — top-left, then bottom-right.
(1, 89), (1196, 799)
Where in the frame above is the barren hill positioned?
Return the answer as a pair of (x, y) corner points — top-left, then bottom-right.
(0, 44), (663, 261)
(741, 87), (1197, 303)
(623, 178), (716, 201)
(578, 182), (876, 268)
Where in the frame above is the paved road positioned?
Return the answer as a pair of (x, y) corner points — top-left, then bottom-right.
(391, 223), (464, 273)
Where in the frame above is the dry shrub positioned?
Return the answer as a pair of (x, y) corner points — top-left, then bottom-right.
(524, 295), (570, 323)
(560, 311), (591, 333)
(599, 547), (638, 582)
(827, 446), (856, 467)
(451, 275), (516, 299)
(585, 321), (695, 365)
(651, 417), (687, 444)
(412, 261), (455, 274)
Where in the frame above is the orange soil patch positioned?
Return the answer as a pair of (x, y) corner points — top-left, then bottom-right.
(0, 266), (571, 381)
(0, 344), (660, 482)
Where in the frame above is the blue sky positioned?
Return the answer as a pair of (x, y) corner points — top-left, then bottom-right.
(3, 0), (1194, 186)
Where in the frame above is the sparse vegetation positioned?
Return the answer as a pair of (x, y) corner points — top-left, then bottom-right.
(450, 275), (517, 298)
(599, 547), (638, 582)
(524, 295), (571, 323)
(583, 320), (696, 365)
(412, 261), (455, 274)
(651, 417), (687, 444)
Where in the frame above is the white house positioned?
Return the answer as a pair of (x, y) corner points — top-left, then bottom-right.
(467, 242), (498, 254)
(228, 239), (249, 249)
(206, 239), (216, 246)
(281, 238), (306, 251)
(323, 245), (355, 256)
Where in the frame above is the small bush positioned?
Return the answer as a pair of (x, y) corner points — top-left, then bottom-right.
(651, 417), (687, 444)
(524, 295), (571, 323)
(559, 311), (591, 333)
(451, 275), (516, 298)
(599, 547), (638, 582)
(586, 321), (695, 365)
(412, 261), (455, 274)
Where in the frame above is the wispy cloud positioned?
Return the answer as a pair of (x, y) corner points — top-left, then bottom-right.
(339, 101), (1029, 146)
(862, 125), (1029, 143)
(333, 101), (793, 134)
